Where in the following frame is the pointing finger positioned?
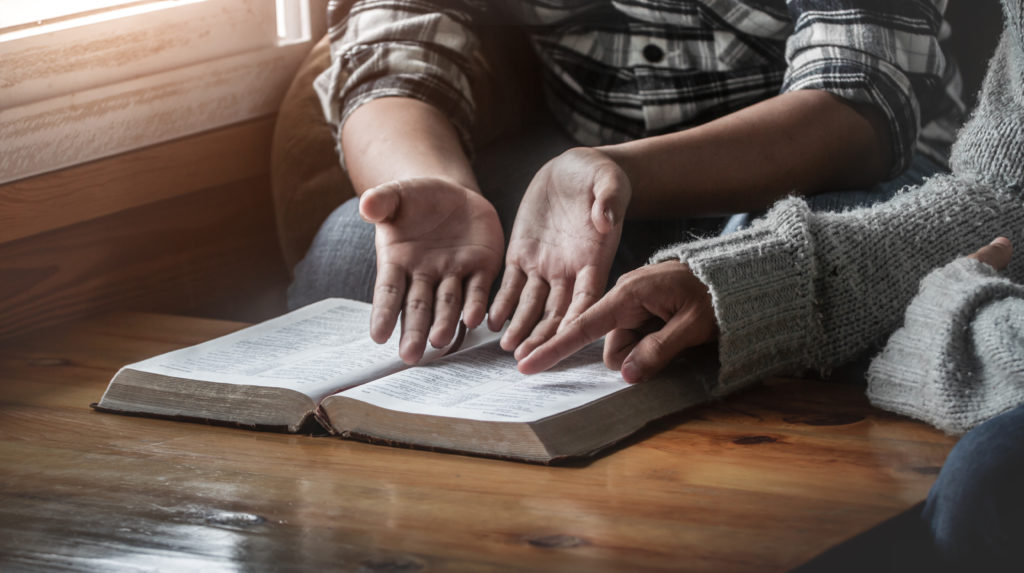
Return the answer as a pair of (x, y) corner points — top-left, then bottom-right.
(560, 265), (607, 331)
(516, 295), (621, 374)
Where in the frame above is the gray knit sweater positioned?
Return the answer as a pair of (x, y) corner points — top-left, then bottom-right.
(866, 258), (1024, 434)
(651, 3), (1024, 431)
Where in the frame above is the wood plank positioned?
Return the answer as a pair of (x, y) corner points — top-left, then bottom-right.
(0, 178), (288, 340)
(2, 1), (278, 109)
(0, 312), (956, 572)
(0, 40), (314, 184)
(0, 117), (276, 243)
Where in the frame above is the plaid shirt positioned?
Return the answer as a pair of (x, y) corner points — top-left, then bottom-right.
(316, 0), (964, 176)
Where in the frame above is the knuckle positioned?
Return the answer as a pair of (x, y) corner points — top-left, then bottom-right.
(521, 291), (544, 306)
(376, 284), (401, 298)
(405, 298), (431, 312)
(542, 309), (564, 322)
(644, 332), (668, 354)
(577, 321), (604, 342)
(403, 326), (429, 337)
(466, 283), (490, 299)
(572, 289), (598, 303)
(411, 271), (435, 285)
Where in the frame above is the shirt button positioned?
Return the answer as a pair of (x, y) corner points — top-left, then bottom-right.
(642, 44), (664, 63)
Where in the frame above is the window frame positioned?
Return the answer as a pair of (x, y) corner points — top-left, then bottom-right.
(0, 0), (327, 184)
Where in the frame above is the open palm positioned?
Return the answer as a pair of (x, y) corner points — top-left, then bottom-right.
(489, 148), (631, 357)
(361, 177), (504, 364)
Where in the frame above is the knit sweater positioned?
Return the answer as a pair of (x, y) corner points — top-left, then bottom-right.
(867, 258), (1024, 434)
(651, 2), (1024, 431)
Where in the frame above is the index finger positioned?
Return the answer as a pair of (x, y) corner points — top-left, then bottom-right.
(516, 297), (620, 374)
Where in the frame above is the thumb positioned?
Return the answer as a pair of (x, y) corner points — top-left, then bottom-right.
(969, 236), (1013, 271)
(359, 183), (402, 224)
(619, 306), (709, 383)
(590, 166), (630, 234)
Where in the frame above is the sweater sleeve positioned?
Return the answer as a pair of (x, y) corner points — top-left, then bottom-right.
(651, 26), (1024, 397)
(313, 0), (486, 169)
(651, 177), (1024, 397)
(866, 258), (1024, 435)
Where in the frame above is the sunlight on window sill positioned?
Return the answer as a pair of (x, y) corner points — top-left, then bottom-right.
(0, 0), (326, 183)
(0, 0), (208, 43)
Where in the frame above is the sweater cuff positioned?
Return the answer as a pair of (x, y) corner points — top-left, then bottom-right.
(651, 198), (822, 395)
(867, 257), (1024, 434)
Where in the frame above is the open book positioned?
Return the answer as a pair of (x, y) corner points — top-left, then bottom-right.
(96, 299), (715, 463)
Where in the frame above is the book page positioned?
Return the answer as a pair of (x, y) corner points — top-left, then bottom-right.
(338, 341), (630, 423)
(124, 299), (409, 400)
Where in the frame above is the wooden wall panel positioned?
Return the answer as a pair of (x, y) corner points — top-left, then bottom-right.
(0, 117), (276, 244)
(0, 175), (289, 340)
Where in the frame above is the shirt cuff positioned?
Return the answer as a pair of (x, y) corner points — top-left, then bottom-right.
(339, 71), (476, 162)
(783, 46), (920, 178)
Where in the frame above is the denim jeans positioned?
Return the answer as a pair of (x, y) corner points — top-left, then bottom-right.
(922, 403), (1024, 571)
(791, 403), (1024, 572)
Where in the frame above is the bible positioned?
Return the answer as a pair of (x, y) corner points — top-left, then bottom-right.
(96, 298), (714, 463)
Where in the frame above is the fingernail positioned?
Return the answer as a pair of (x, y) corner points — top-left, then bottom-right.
(992, 237), (1011, 247)
(621, 361), (643, 383)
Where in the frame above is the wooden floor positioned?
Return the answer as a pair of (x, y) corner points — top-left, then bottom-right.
(0, 312), (956, 572)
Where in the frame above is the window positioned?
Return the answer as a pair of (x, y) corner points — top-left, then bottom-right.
(0, 0), (327, 184)
(0, 1), (148, 30)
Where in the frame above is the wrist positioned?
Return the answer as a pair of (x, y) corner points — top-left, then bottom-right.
(595, 138), (699, 218)
(593, 143), (635, 189)
(561, 146), (634, 217)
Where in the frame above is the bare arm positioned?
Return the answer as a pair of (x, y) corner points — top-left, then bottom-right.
(601, 90), (893, 218)
(494, 89), (893, 356)
(341, 97), (479, 194)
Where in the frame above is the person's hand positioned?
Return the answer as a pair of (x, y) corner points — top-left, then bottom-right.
(968, 237), (1013, 271)
(516, 260), (717, 383)
(360, 177), (504, 364)
(488, 147), (631, 359)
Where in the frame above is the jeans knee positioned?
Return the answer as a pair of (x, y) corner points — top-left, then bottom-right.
(288, 197), (377, 308)
(922, 404), (1024, 570)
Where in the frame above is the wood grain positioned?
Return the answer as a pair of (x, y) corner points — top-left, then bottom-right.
(0, 117), (276, 243)
(0, 40), (314, 184)
(0, 176), (288, 340)
(0, 312), (957, 572)
(0, 0), (331, 184)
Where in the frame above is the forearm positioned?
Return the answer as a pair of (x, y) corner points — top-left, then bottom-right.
(599, 90), (892, 218)
(341, 97), (480, 194)
(321, 0), (483, 194)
